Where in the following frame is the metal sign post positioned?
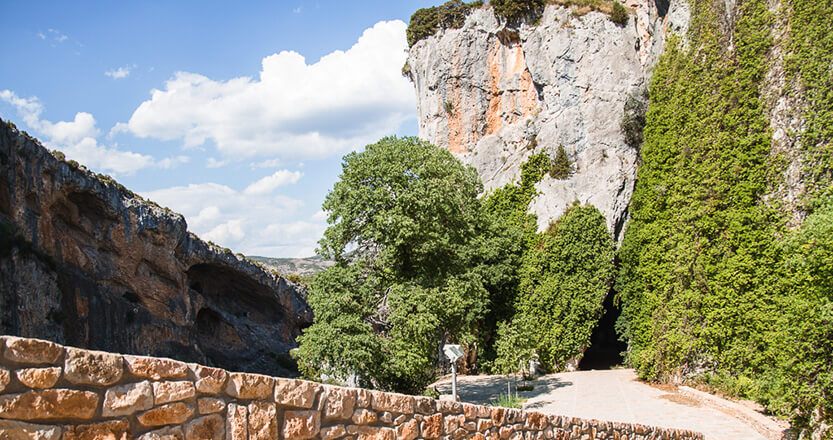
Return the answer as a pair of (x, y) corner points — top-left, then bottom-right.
(443, 344), (464, 402)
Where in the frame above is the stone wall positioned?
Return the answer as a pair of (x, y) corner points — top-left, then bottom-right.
(0, 336), (704, 440)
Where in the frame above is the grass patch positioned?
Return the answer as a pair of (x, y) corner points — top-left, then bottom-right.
(491, 392), (526, 408)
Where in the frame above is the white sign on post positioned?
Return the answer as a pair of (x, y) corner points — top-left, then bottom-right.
(443, 344), (463, 402)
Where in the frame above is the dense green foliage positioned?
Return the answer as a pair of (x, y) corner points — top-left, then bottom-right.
(296, 137), (515, 393)
(785, 0), (833, 207)
(618, 0), (778, 383)
(772, 1), (833, 432)
(765, 201), (833, 432)
(616, 0), (833, 434)
(407, 1), (482, 47)
(481, 152), (550, 256)
(510, 205), (614, 370)
(493, 318), (536, 375)
(484, 153), (614, 373)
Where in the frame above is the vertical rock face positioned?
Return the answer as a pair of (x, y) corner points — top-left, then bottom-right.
(406, 1), (689, 239)
(0, 120), (313, 377)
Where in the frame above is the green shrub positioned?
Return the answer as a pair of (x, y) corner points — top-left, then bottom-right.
(443, 100), (454, 113)
(549, 145), (571, 179)
(491, 0), (544, 23)
(493, 318), (536, 375)
(407, 6), (440, 47)
(609, 1), (628, 25)
(764, 201), (833, 435)
(423, 387), (441, 399)
(620, 90), (647, 148)
(407, 1), (482, 47)
(491, 392), (525, 408)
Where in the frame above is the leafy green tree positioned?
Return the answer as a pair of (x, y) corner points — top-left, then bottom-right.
(298, 136), (508, 393)
(407, 1), (482, 47)
(549, 145), (571, 180)
(491, 0), (544, 23)
(295, 262), (384, 384)
(483, 152), (549, 247)
(318, 136), (484, 281)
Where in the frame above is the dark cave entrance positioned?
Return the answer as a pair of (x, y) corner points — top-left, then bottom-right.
(579, 290), (627, 370)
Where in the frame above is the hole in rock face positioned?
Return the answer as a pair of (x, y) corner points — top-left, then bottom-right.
(579, 291), (627, 370)
(0, 179), (10, 216)
(197, 308), (222, 337)
(655, 0), (670, 17)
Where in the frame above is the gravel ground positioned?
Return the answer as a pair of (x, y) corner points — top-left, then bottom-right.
(434, 369), (768, 440)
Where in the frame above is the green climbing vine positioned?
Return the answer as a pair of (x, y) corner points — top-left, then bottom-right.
(617, 0), (833, 434)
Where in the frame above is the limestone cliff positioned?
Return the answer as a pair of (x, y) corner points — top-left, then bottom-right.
(0, 119), (312, 377)
(406, 1), (689, 239)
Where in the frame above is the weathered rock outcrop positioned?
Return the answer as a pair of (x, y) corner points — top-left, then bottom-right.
(0, 119), (312, 377)
(406, 1), (689, 239)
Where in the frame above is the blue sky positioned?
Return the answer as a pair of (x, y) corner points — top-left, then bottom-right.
(0, 0), (437, 257)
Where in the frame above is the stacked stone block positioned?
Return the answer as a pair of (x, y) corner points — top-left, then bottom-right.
(0, 336), (704, 440)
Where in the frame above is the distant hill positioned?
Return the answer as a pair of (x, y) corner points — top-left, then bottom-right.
(248, 255), (335, 277)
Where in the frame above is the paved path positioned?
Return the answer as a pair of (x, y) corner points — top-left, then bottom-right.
(434, 369), (767, 440)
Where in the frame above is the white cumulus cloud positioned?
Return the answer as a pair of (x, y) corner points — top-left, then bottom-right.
(142, 173), (324, 257)
(122, 20), (415, 162)
(0, 89), (183, 176)
(244, 169), (303, 195)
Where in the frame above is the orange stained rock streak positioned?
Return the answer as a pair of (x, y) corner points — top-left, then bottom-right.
(485, 38), (539, 138)
(447, 51), (465, 154)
